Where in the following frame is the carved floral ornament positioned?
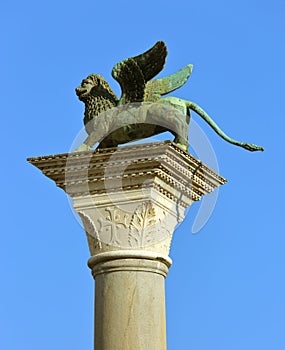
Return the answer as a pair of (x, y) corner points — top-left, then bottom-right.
(78, 201), (172, 251)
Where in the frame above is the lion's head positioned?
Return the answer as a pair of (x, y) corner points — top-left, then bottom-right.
(75, 74), (118, 102)
(76, 74), (119, 134)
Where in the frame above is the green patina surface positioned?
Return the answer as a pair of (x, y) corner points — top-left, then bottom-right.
(75, 41), (263, 153)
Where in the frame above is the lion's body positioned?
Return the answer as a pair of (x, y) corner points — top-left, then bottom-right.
(76, 73), (190, 150)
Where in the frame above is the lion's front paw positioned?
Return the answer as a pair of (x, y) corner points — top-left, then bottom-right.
(175, 143), (188, 152)
(74, 143), (91, 152)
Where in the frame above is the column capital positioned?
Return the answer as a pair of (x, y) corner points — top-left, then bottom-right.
(28, 141), (226, 256)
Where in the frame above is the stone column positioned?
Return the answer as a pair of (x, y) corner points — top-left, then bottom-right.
(89, 250), (170, 349)
(28, 140), (226, 350)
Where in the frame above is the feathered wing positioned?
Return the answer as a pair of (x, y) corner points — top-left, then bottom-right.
(111, 41), (167, 104)
(144, 64), (193, 102)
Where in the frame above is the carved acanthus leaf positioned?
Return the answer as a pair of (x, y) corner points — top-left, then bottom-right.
(128, 201), (157, 247)
(78, 211), (102, 253)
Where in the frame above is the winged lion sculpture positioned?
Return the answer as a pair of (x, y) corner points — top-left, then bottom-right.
(75, 41), (263, 152)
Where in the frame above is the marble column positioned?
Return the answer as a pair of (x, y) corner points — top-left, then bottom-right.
(28, 140), (226, 350)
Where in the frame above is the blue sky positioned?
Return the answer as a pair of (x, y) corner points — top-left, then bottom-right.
(1, 0), (284, 349)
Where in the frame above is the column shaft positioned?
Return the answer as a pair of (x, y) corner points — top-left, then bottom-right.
(88, 251), (171, 350)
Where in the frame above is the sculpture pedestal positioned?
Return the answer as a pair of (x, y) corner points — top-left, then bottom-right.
(28, 141), (226, 350)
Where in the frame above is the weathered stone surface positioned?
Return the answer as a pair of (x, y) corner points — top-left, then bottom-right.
(89, 250), (171, 350)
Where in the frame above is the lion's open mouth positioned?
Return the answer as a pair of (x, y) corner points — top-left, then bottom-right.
(75, 87), (88, 98)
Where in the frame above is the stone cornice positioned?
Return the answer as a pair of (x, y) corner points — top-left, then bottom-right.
(28, 141), (226, 206)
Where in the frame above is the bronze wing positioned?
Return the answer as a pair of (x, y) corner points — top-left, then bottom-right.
(144, 64), (193, 102)
(111, 41), (167, 105)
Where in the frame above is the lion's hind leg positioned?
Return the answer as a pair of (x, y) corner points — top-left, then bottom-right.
(173, 133), (188, 151)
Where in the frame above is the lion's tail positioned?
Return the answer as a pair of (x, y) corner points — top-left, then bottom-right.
(186, 101), (264, 152)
